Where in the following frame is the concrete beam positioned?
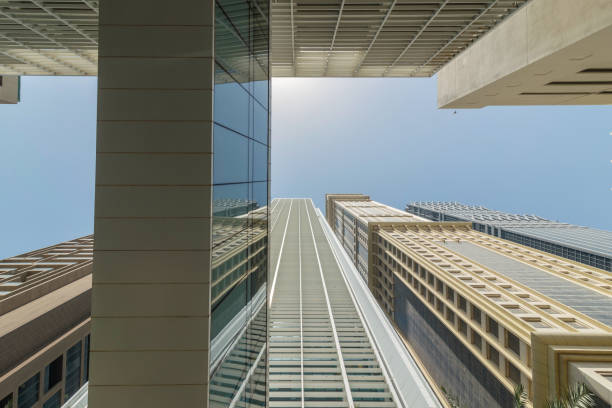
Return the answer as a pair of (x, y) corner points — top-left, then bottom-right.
(438, 0), (612, 108)
(0, 76), (19, 104)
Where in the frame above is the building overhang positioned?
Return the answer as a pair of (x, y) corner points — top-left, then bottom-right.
(438, 0), (612, 108)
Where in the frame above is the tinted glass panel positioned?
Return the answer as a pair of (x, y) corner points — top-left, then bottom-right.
(17, 373), (39, 408)
(214, 79), (249, 136)
(42, 392), (61, 408)
(211, 0), (268, 405)
(214, 125), (249, 184)
(65, 342), (82, 399)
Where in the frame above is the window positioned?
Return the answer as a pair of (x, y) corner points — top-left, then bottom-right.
(487, 344), (500, 367)
(446, 287), (454, 302)
(446, 308), (455, 324)
(471, 305), (482, 325)
(427, 291), (434, 305)
(83, 335), (90, 382)
(44, 355), (63, 393)
(507, 361), (522, 385)
(1, 393), (12, 408)
(436, 298), (444, 313)
(65, 341), (82, 399)
(458, 318), (468, 336)
(427, 272), (434, 286)
(436, 279), (444, 294)
(471, 330), (482, 350)
(507, 332), (520, 356)
(42, 391), (61, 408)
(487, 316), (499, 339)
(18, 373), (39, 408)
(458, 295), (467, 312)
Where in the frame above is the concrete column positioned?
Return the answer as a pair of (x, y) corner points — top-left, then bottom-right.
(90, 1), (214, 407)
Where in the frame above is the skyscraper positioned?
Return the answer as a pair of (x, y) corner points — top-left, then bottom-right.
(407, 202), (612, 272)
(268, 198), (442, 407)
(327, 195), (612, 408)
(0, 236), (93, 408)
(1, 1), (612, 408)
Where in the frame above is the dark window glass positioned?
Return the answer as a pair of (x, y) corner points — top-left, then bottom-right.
(42, 392), (61, 408)
(65, 342), (82, 399)
(446, 308), (455, 324)
(458, 319), (467, 336)
(507, 362), (521, 385)
(83, 335), (90, 382)
(471, 330), (482, 350)
(436, 279), (443, 294)
(427, 272), (434, 286)
(436, 298), (444, 313)
(507, 332), (520, 356)
(471, 305), (482, 325)
(487, 344), (500, 367)
(44, 355), (63, 392)
(17, 373), (39, 408)
(1, 393), (12, 408)
(446, 287), (454, 302)
(458, 295), (467, 312)
(487, 317), (499, 339)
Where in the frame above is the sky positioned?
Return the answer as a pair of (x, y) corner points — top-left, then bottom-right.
(0, 75), (611, 258)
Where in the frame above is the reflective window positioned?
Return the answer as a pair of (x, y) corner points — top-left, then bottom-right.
(65, 342), (82, 399)
(211, 0), (268, 405)
(42, 392), (61, 408)
(17, 373), (39, 408)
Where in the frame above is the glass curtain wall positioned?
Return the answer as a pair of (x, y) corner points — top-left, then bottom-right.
(209, 0), (269, 405)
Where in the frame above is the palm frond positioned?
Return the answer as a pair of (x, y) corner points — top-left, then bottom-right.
(564, 383), (595, 408)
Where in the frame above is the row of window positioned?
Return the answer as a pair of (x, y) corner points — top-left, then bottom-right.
(502, 231), (611, 271)
(1, 336), (89, 408)
(376, 236), (530, 392)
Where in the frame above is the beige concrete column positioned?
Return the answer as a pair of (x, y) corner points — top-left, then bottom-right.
(90, 1), (214, 407)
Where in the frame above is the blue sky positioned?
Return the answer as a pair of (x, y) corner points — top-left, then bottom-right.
(0, 76), (611, 258)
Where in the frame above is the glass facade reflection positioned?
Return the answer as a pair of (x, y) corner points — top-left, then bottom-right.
(210, 0), (269, 405)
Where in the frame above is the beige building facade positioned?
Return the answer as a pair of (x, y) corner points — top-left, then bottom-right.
(0, 236), (93, 408)
(326, 195), (612, 408)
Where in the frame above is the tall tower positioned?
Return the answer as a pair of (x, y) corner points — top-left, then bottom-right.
(91, 1), (270, 407)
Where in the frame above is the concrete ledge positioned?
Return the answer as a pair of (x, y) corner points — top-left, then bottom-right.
(438, 0), (612, 108)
